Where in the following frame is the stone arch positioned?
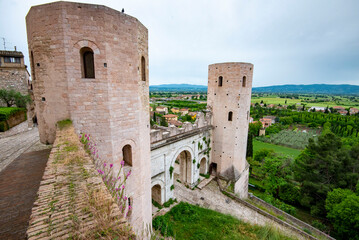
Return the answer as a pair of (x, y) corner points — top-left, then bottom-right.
(200, 157), (207, 174)
(170, 145), (194, 167)
(151, 179), (164, 204)
(73, 39), (100, 55)
(171, 145), (194, 185)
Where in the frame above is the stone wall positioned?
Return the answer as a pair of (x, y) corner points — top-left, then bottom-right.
(248, 194), (335, 240)
(151, 127), (211, 203)
(26, 125), (133, 239)
(150, 112), (211, 143)
(26, 2), (151, 233)
(0, 67), (29, 96)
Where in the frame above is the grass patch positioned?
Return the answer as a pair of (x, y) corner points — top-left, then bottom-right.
(153, 202), (295, 240)
(253, 139), (301, 159)
(200, 173), (210, 179)
(57, 119), (72, 130)
(0, 107), (24, 120)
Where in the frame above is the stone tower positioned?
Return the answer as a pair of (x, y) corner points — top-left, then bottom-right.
(26, 1), (151, 233)
(207, 62), (253, 198)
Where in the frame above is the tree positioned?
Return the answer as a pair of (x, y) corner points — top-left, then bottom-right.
(262, 155), (291, 198)
(0, 89), (17, 107)
(254, 148), (274, 162)
(246, 133), (253, 158)
(293, 132), (351, 216)
(160, 116), (168, 127)
(0, 89), (31, 108)
(325, 188), (359, 240)
(249, 121), (262, 136)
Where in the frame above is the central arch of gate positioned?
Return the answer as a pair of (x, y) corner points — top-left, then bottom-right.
(150, 126), (211, 204)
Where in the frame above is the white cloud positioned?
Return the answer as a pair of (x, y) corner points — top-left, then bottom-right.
(1, 0), (358, 87)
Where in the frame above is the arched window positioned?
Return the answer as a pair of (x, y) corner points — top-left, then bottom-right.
(141, 56), (146, 81)
(228, 111), (233, 121)
(122, 144), (132, 166)
(80, 47), (95, 78)
(218, 76), (223, 87)
(242, 76), (246, 87)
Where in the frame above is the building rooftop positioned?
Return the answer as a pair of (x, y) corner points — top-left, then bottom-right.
(0, 50), (24, 57)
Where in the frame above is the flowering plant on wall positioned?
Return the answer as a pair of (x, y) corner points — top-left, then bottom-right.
(79, 133), (132, 217)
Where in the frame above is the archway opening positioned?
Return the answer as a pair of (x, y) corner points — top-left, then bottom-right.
(151, 184), (162, 205)
(200, 157), (207, 175)
(122, 144), (132, 166)
(174, 150), (192, 185)
(209, 162), (217, 176)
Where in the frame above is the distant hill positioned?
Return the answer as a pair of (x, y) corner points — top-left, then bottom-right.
(150, 84), (207, 92)
(150, 83), (359, 95)
(252, 84), (359, 95)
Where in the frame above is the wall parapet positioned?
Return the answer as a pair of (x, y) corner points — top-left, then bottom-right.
(248, 194), (335, 240)
(26, 124), (133, 239)
(216, 178), (318, 240)
(150, 112), (212, 144)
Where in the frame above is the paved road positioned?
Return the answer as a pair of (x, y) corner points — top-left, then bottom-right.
(0, 127), (40, 173)
(0, 149), (51, 239)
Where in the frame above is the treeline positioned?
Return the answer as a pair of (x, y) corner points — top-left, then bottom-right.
(250, 106), (359, 138)
(161, 100), (207, 112)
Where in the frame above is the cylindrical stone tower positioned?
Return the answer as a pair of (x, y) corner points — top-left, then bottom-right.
(207, 62), (253, 198)
(26, 1), (151, 233)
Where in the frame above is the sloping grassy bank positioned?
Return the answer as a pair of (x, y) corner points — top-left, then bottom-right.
(153, 202), (295, 240)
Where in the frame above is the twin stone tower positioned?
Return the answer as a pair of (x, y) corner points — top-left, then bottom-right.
(26, 1), (253, 234)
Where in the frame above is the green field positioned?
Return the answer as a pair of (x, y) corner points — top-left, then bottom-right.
(251, 96), (359, 108)
(253, 139), (302, 159)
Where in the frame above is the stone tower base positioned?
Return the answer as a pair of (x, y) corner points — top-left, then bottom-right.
(234, 164), (249, 199)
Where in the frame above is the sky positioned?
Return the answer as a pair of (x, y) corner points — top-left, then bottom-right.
(1, 0), (359, 87)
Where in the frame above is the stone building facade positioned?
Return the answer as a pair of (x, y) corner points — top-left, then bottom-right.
(26, 1), (151, 233)
(0, 50), (30, 96)
(207, 62), (253, 198)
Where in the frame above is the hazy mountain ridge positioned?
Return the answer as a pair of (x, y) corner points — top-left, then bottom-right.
(252, 84), (359, 94)
(149, 84), (207, 92)
(150, 84), (359, 94)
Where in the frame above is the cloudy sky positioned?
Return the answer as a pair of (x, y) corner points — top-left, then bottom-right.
(1, 0), (358, 87)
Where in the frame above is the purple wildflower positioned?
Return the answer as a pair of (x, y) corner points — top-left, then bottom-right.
(110, 164), (113, 168)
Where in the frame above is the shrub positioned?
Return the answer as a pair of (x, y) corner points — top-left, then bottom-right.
(169, 166), (174, 178)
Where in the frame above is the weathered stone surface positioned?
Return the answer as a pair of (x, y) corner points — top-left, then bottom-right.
(207, 62), (253, 197)
(26, 125), (130, 239)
